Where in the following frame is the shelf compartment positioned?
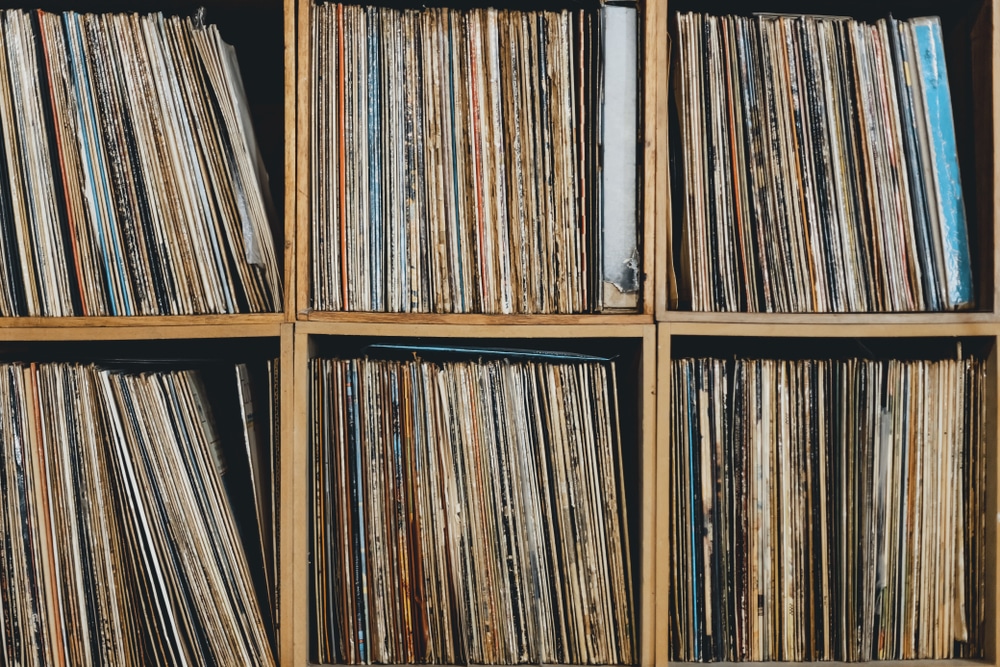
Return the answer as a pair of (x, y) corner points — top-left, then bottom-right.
(0, 0), (291, 326)
(284, 324), (656, 667)
(0, 333), (283, 664)
(295, 0), (656, 318)
(656, 328), (999, 663)
(656, 0), (998, 318)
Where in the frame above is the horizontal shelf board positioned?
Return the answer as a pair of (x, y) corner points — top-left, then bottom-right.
(298, 320), (655, 339)
(659, 311), (999, 326)
(659, 315), (1000, 338)
(663, 320), (1000, 338)
(308, 664), (645, 667)
(0, 313), (284, 328)
(666, 662), (991, 667)
(0, 319), (284, 341)
(300, 311), (653, 327)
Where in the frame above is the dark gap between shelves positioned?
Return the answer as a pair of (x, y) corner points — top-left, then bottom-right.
(670, 334), (995, 362)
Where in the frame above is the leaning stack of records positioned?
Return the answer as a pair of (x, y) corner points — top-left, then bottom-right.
(0, 362), (277, 665)
(310, 3), (602, 314)
(668, 353), (986, 661)
(311, 348), (635, 664)
(0, 10), (282, 317)
(674, 13), (973, 312)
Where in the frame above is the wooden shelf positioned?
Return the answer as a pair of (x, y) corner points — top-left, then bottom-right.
(297, 310), (654, 327)
(0, 320), (286, 342)
(0, 312), (284, 330)
(662, 662), (995, 667)
(660, 310), (1000, 326)
(9, 0), (997, 661)
(661, 319), (1000, 339)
